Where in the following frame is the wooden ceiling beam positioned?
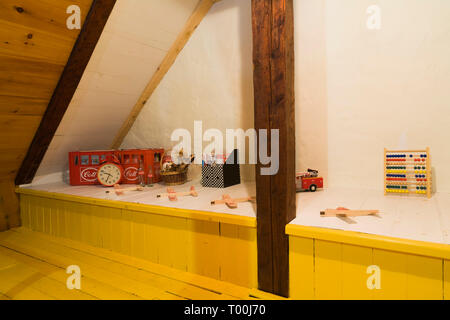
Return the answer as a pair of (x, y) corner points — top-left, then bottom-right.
(110, 0), (217, 149)
(15, 0), (117, 185)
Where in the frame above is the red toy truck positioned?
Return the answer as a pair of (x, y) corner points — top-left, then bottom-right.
(296, 169), (323, 192)
(69, 149), (164, 186)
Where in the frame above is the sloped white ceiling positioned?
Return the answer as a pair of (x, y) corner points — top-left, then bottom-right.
(34, 0), (200, 181)
(121, 0), (255, 181)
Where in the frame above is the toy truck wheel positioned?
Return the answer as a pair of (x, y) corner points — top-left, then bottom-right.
(309, 184), (317, 192)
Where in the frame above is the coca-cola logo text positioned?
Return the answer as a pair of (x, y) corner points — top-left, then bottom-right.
(124, 167), (138, 181)
(80, 168), (98, 182)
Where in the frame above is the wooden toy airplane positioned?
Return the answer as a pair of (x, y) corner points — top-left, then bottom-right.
(113, 184), (144, 196)
(211, 195), (256, 209)
(157, 186), (198, 201)
(320, 207), (379, 217)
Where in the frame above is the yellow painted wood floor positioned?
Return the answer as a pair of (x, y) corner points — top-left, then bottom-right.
(0, 227), (281, 300)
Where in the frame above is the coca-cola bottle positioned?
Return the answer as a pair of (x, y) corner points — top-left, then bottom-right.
(138, 159), (145, 187)
(147, 166), (154, 187)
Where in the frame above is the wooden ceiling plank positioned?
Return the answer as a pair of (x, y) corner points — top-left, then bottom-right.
(0, 137), (39, 150)
(0, 95), (48, 116)
(0, 146), (29, 162)
(15, 0), (117, 185)
(0, 54), (64, 76)
(0, 114), (42, 125)
(0, 0), (91, 41)
(0, 19), (77, 65)
(110, 0), (217, 149)
(0, 54), (64, 100)
(0, 115), (42, 151)
(0, 73), (62, 100)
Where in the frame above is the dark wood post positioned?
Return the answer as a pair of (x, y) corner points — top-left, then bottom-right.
(252, 0), (296, 297)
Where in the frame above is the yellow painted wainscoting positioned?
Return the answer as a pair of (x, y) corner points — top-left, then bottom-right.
(287, 224), (450, 300)
(16, 188), (257, 289)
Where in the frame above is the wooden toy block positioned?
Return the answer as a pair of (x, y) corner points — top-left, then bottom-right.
(211, 195), (256, 209)
(157, 186), (198, 201)
(320, 208), (379, 217)
(113, 184), (144, 195)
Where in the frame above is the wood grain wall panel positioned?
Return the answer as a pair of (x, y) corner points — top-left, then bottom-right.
(0, 0), (91, 64)
(0, 148), (29, 177)
(0, 54), (63, 76)
(0, 56), (63, 99)
(0, 0), (94, 229)
(0, 95), (48, 116)
(0, 0), (91, 41)
(0, 115), (41, 150)
(0, 20), (77, 65)
(0, 180), (20, 230)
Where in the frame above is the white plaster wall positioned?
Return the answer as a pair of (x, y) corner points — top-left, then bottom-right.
(324, 0), (450, 192)
(296, 0), (450, 193)
(33, 0), (200, 183)
(122, 0), (255, 181)
(35, 0), (450, 193)
(294, 0), (328, 186)
(125, 0), (450, 191)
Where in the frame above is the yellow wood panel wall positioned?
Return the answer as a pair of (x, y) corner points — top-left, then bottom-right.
(445, 260), (450, 300)
(19, 194), (258, 289)
(290, 236), (445, 300)
(289, 236), (314, 299)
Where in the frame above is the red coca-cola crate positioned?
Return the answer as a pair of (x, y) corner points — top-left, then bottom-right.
(69, 149), (164, 186)
(120, 149), (163, 184)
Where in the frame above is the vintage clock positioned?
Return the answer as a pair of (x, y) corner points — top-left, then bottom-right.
(97, 162), (123, 187)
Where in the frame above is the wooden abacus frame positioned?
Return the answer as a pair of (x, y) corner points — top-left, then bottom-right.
(384, 148), (431, 198)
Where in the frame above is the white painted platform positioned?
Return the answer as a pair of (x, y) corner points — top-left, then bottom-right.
(292, 188), (450, 245)
(21, 180), (257, 219)
(20, 182), (450, 244)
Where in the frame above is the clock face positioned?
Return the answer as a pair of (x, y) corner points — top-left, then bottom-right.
(98, 163), (123, 187)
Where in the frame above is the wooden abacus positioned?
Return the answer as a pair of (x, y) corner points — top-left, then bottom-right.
(384, 148), (431, 198)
